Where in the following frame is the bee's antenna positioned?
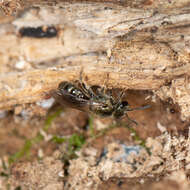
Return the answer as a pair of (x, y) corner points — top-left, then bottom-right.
(127, 105), (151, 111)
(124, 105), (150, 125)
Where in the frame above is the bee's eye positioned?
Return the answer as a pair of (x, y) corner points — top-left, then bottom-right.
(121, 101), (128, 107)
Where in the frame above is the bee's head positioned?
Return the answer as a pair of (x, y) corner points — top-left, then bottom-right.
(113, 101), (129, 118)
(114, 101), (150, 120)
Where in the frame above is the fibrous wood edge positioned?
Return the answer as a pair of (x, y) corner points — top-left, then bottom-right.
(0, 1), (190, 120)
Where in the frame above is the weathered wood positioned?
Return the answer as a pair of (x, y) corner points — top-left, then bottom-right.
(1, 1), (190, 119)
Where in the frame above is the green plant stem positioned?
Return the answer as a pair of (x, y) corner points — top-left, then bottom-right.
(88, 115), (94, 137)
(8, 108), (63, 165)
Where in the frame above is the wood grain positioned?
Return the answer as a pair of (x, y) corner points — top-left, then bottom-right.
(1, 1), (190, 119)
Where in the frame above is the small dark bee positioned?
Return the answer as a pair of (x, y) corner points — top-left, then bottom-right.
(52, 81), (150, 124)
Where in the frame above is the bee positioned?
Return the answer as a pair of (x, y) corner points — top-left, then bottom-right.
(52, 81), (150, 125)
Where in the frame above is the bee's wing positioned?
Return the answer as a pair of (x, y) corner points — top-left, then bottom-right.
(52, 90), (90, 112)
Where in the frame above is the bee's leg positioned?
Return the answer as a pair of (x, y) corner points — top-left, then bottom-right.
(113, 89), (127, 108)
(102, 73), (109, 95)
(82, 72), (108, 99)
(116, 91), (124, 102)
(114, 110), (138, 125)
(125, 113), (138, 126)
(81, 81), (97, 99)
(78, 68), (96, 98)
(96, 73), (113, 99)
(76, 80), (91, 98)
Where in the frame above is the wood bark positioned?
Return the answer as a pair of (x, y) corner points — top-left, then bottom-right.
(1, 0), (190, 119)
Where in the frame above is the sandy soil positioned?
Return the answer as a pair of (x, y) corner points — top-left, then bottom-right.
(0, 90), (189, 189)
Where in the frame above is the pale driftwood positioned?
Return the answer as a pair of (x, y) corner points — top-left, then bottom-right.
(1, 1), (190, 119)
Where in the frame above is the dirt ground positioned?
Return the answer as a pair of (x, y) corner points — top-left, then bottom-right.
(0, 90), (190, 190)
